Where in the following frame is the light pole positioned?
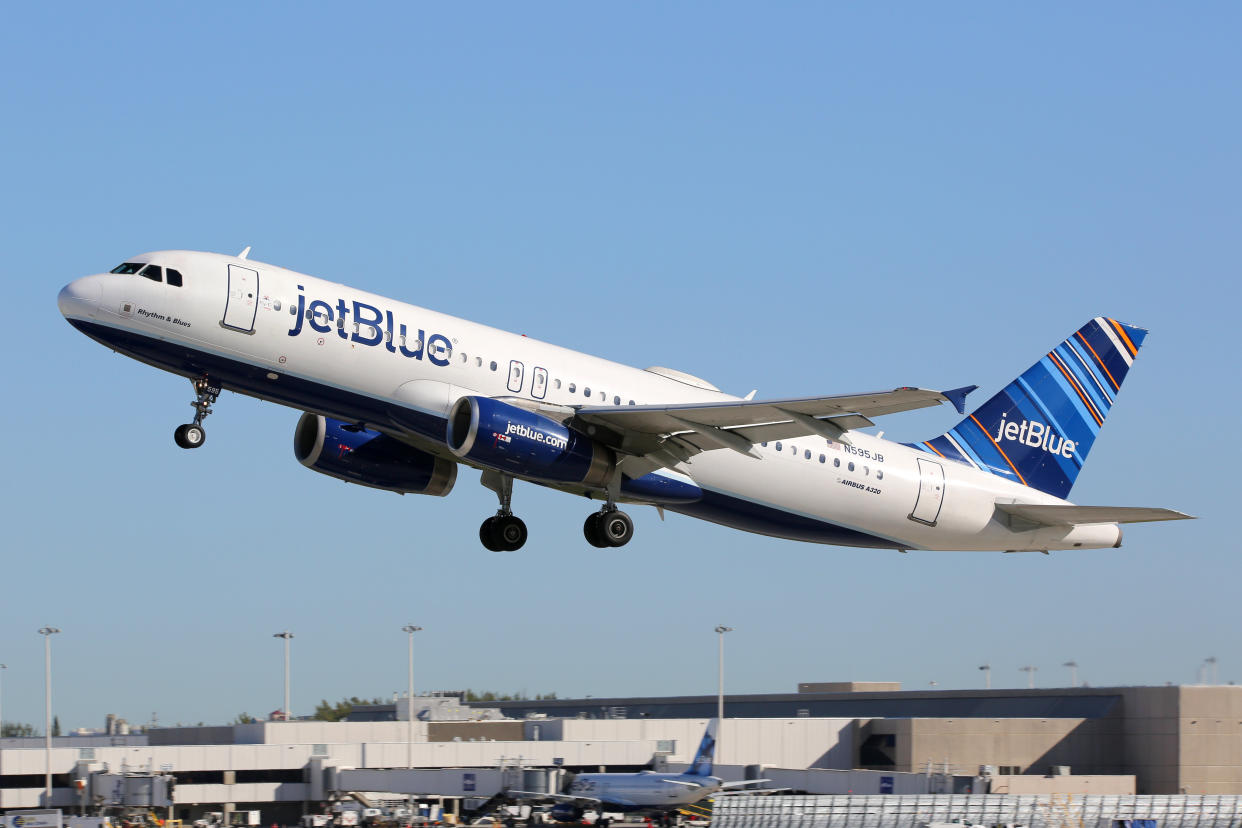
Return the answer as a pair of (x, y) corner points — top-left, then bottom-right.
(401, 625), (423, 769)
(273, 632), (294, 720)
(1063, 661), (1079, 688)
(1, 663), (6, 738)
(714, 625), (732, 766)
(979, 663), (991, 690)
(38, 626), (61, 805)
(1020, 665), (1037, 689)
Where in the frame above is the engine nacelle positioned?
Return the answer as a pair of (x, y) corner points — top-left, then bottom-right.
(447, 396), (614, 487)
(549, 804), (585, 824)
(294, 413), (457, 495)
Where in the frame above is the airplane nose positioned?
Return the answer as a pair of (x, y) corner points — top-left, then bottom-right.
(58, 277), (101, 319)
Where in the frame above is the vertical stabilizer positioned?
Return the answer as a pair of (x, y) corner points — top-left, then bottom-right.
(686, 719), (717, 777)
(910, 317), (1146, 498)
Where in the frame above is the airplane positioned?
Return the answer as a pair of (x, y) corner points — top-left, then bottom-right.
(57, 249), (1191, 552)
(507, 719), (762, 822)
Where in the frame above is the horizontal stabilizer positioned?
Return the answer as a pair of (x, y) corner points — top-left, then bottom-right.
(995, 503), (1194, 527)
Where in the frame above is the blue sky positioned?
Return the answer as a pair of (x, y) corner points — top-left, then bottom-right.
(1, 3), (1238, 731)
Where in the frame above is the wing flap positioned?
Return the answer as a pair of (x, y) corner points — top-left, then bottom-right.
(995, 503), (1195, 527)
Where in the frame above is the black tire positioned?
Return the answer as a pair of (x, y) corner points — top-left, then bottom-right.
(583, 512), (608, 548)
(602, 510), (634, 547)
(494, 515), (528, 551)
(174, 423), (206, 449)
(479, 517), (501, 551)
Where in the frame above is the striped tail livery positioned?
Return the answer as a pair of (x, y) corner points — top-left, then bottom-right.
(912, 317), (1145, 498)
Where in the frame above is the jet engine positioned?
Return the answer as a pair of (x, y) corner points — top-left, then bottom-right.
(549, 804), (585, 823)
(447, 396), (614, 486)
(294, 413), (457, 495)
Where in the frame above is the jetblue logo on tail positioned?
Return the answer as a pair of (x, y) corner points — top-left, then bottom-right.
(994, 414), (1077, 459)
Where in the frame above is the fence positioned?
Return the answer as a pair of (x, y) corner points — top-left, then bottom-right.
(712, 794), (1242, 828)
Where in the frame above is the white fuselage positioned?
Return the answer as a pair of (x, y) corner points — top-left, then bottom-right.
(58, 250), (1122, 552)
(569, 771), (720, 809)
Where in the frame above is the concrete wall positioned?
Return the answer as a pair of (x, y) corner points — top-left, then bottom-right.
(988, 774), (1136, 795)
(1175, 686), (1242, 794)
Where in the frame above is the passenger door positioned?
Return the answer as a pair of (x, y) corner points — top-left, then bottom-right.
(909, 457), (945, 526)
(222, 264), (259, 333)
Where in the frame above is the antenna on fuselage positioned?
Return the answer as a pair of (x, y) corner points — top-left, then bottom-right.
(238, 246), (252, 259)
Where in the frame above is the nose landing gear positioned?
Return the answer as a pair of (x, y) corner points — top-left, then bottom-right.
(174, 374), (220, 449)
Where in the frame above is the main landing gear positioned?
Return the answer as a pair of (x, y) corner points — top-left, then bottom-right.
(174, 374), (220, 449)
(476, 471), (636, 551)
(479, 472), (528, 552)
(583, 507), (634, 548)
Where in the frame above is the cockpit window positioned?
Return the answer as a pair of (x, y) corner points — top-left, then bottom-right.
(166, 268), (183, 287)
(140, 265), (163, 282)
(110, 262), (145, 274)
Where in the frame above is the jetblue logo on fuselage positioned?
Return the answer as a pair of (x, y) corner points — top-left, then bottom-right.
(994, 413), (1077, 459)
(287, 284), (452, 366)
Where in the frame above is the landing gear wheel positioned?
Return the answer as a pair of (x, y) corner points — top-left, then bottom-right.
(479, 516), (501, 552)
(174, 423), (206, 449)
(493, 515), (528, 551)
(480, 515), (527, 551)
(600, 510), (634, 547)
(584, 512), (608, 548)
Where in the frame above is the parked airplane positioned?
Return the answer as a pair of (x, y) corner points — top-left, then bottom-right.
(58, 249), (1190, 551)
(508, 720), (760, 821)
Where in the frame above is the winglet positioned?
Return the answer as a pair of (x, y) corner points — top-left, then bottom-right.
(942, 385), (978, 415)
(238, 246), (251, 260)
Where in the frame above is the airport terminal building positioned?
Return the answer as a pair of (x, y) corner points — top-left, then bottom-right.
(1, 683), (1239, 821)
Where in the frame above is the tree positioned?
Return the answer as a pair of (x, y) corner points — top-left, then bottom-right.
(2, 722), (38, 737)
(233, 713), (255, 724)
(313, 697), (385, 722)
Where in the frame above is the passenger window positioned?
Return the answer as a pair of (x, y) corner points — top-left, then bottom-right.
(876, 470), (884, 480)
(804, 450), (811, 460)
(290, 304), (297, 315)
(761, 442), (768, 447)
(584, 387), (591, 397)
(864, 466), (870, 475)
(568, 383), (576, 393)
(776, 442), (783, 451)
(629, 400), (635, 405)
(166, 268), (184, 287)
(848, 462), (855, 472)
(554, 379), (562, 389)
(613, 396), (621, 405)
(476, 357), (482, 367)
(834, 458), (841, 468)
(460, 353), (467, 363)
(140, 265), (162, 282)
(272, 299), (280, 311)
(489, 361), (497, 371)
(819, 454), (825, 463)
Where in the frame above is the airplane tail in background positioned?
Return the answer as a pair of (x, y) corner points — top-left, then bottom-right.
(912, 317), (1147, 499)
(686, 719), (718, 777)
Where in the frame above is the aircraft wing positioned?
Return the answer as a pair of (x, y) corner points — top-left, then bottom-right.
(506, 790), (605, 806)
(574, 386), (969, 468)
(995, 504), (1195, 527)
